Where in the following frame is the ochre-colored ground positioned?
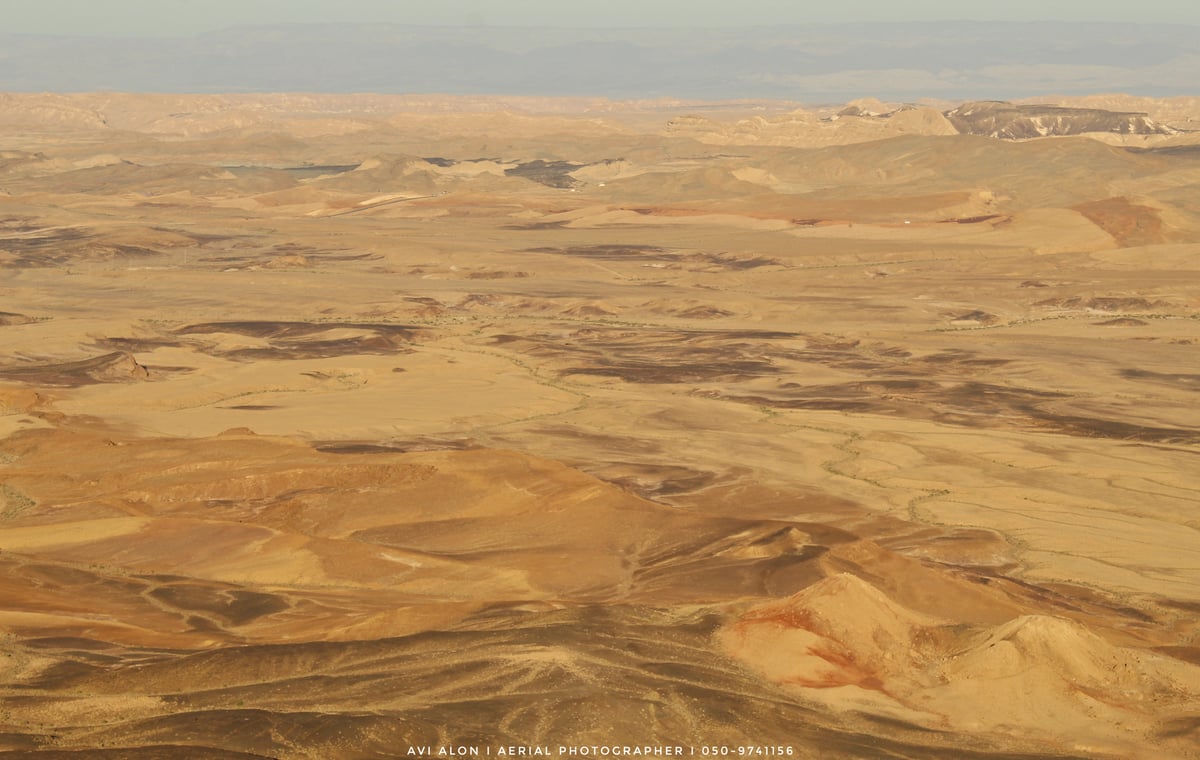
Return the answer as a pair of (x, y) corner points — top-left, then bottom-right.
(2, 95), (1200, 759)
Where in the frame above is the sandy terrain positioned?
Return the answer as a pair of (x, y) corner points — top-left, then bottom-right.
(2, 94), (1199, 759)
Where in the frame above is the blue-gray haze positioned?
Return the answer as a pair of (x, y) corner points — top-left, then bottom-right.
(7, 0), (1200, 35)
(2, 21), (1197, 99)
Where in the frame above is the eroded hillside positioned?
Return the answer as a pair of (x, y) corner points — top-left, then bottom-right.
(2, 94), (1200, 759)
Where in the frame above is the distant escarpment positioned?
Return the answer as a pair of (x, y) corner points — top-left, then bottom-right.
(945, 100), (1180, 139)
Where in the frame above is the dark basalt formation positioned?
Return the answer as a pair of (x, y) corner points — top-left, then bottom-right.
(945, 101), (1179, 140)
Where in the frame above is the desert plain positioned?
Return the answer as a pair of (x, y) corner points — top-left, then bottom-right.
(1, 93), (1200, 758)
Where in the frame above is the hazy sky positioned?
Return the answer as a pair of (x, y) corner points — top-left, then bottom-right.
(6, 0), (1199, 36)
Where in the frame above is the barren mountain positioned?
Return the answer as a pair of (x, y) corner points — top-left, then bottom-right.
(2, 93), (1200, 759)
(946, 100), (1180, 139)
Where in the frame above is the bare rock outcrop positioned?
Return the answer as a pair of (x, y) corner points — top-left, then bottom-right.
(946, 100), (1179, 139)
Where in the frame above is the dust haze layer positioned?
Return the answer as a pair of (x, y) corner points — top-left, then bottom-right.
(2, 92), (1200, 759)
(2, 22), (1199, 99)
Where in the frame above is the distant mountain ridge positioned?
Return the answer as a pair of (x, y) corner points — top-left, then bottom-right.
(1, 21), (1197, 100)
(2, 93), (1195, 149)
(945, 101), (1180, 139)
